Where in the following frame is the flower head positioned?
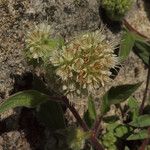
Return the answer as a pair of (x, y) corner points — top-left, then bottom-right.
(101, 0), (133, 21)
(25, 23), (63, 62)
(51, 30), (118, 100)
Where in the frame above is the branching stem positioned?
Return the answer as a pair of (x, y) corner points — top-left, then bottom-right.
(62, 97), (104, 150)
(92, 116), (102, 137)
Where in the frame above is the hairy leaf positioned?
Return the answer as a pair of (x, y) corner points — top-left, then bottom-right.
(127, 130), (149, 140)
(119, 30), (135, 61)
(128, 97), (139, 121)
(134, 40), (150, 65)
(129, 115), (150, 127)
(0, 90), (49, 114)
(102, 82), (142, 114)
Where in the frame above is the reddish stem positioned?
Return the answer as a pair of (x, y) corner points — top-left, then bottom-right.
(139, 56), (150, 114)
(92, 116), (102, 137)
(48, 96), (104, 149)
(62, 96), (89, 132)
(62, 97), (104, 150)
(90, 136), (104, 150)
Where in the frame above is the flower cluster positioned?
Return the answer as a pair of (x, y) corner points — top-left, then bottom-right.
(101, 0), (133, 21)
(50, 30), (118, 100)
(25, 23), (63, 62)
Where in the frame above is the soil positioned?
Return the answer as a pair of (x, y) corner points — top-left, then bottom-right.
(0, 0), (150, 149)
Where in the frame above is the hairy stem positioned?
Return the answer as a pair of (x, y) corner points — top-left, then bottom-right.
(140, 56), (150, 114)
(62, 96), (89, 131)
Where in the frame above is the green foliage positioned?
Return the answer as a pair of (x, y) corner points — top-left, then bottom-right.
(134, 40), (150, 66)
(127, 129), (149, 140)
(101, 0), (133, 21)
(119, 29), (135, 61)
(114, 125), (129, 138)
(128, 97), (139, 121)
(84, 96), (97, 128)
(129, 115), (150, 127)
(3, 17), (150, 150)
(119, 28), (150, 65)
(107, 122), (120, 131)
(102, 132), (117, 150)
(102, 122), (131, 149)
(101, 82), (142, 114)
(0, 90), (49, 114)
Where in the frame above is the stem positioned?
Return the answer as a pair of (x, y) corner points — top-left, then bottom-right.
(90, 136), (104, 150)
(92, 116), (102, 137)
(62, 97), (104, 150)
(48, 96), (104, 149)
(140, 56), (150, 114)
(62, 96), (89, 132)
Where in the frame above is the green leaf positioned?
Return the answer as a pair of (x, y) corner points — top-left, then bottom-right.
(128, 97), (139, 121)
(36, 101), (66, 129)
(134, 40), (150, 65)
(101, 93), (110, 115)
(119, 30), (135, 61)
(129, 114), (150, 127)
(114, 125), (129, 138)
(84, 96), (97, 128)
(107, 122), (120, 131)
(101, 82), (142, 114)
(0, 90), (49, 114)
(120, 29), (150, 65)
(102, 132), (117, 146)
(127, 130), (149, 140)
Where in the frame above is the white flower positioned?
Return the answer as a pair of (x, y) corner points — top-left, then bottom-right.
(50, 29), (119, 100)
(25, 23), (62, 62)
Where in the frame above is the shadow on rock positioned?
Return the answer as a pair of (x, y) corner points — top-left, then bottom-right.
(19, 108), (45, 150)
(99, 6), (122, 33)
(144, 0), (150, 21)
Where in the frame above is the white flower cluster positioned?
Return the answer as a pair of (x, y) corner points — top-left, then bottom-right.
(25, 23), (119, 101)
(25, 23), (61, 62)
(50, 30), (118, 100)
